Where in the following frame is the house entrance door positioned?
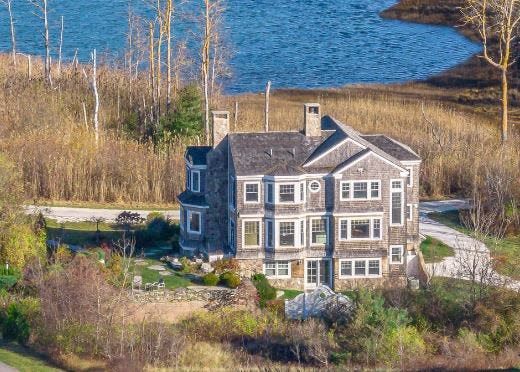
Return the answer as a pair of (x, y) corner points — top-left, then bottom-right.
(305, 259), (332, 290)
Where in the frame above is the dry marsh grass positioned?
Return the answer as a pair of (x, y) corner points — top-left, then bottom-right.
(0, 54), (518, 205)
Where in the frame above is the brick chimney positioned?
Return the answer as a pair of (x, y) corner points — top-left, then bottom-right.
(211, 111), (230, 147)
(304, 103), (321, 137)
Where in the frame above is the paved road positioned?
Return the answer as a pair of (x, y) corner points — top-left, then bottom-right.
(0, 361), (18, 372)
(419, 199), (520, 291)
(25, 205), (180, 223)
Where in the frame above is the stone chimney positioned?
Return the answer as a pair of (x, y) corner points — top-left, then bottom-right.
(304, 103), (321, 137)
(211, 111), (230, 147)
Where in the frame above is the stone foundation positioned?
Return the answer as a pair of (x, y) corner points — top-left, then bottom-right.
(333, 276), (407, 292)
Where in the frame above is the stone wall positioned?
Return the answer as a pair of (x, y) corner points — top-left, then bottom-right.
(132, 287), (234, 303)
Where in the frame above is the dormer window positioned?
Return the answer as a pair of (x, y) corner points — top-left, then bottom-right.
(279, 184), (295, 203)
(191, 170), (200, 192)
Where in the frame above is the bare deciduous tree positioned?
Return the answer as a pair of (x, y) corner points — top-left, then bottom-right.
(29, 0), (52, 83)
(462, 0), (520, 142)
(1, 0), (16, 66)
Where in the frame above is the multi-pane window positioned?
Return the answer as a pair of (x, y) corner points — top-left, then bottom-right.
(266, 183), (274, 204)
(266, 220), (273, 248)
(341, 182), (350, 200)
(340, 259), (382, 278)
(179, 206), (184, 231)
(264, 261), (290, 277)
(245, 183), (259, 203)
(371, 181), (380, 198)
(351, 219), (370, 239)
(391, 180), (403, 225)
(264, 262), (276, 276)
(353, 182), (368, 199)
(368, 260), (380, 275)
(188, 211), (201, 233)
(311, 218), (327, 244)
(406, 167), (413, 187)
(340, 181), (380, 200)
(339, 218), (382, 240)
(244, 221), (260, 246)
(279, 222), (295, 246)
(279, 184), (295, 202)
(354, 260), (366, 276)
(373, 219), (381, 239)
(340, 261), (352, 276)
(390, 246), (403, 264)
(186, 166), (191, 189)
(191, 170), (200, 192)
(300, 182), (306, 202)
(300, 220), (305, 246)
(340, 220), (348, 240)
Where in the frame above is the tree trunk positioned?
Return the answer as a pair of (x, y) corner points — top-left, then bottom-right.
(166, 0), (173, 113)
(43, 0), (51, 83)
(6, 0), (16, 66)
(202, 0), (211, 144)
(501, 68), (508, 142)
(58, 16), (64, 75)
(91, 49), (100, 145)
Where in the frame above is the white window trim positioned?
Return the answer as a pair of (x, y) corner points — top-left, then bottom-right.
(244, 181), (260, 204)
(338, 217), (383, 241)
(191, 170), (201, 192)
(338, 258), (382, 279)
(179, 207), (184, 231)
(187, 210), (202, 234)
(263, 260), (291, 279)
(300, 181), (306, 202)
(407, 204), (413, 222)
(277, 182), (298, 204)
(390, 179), (404, 226)
(277, 219), (297, 248)
(406, 167), (413, 187)
(300, 219), (306, 247)
(309, 217), (329, 246)
(242, 219), (262, 248)
(339, 180), (381, 201)
(389, 245), (404, 265)
(308, 180), (321, 193)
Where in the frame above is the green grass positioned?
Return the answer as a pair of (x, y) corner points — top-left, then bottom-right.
(132, 258), (199, 289)
(282, 289), (303, 300)
(0, 342), (62, 372)
(429, 211), (520, 280)
(45, 218), (128, 246)
(420, 235), (455, 263)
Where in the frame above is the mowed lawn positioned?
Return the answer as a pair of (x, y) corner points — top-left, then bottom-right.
(429, 211), (520, 280)
(0, 343), (62, 372)
(420, 235), (455, 263)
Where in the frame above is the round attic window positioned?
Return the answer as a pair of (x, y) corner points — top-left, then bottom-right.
(309, 181), (321, 193)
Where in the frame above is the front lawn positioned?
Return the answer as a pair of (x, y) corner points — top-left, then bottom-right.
(45, 219), (126, 246)
(429, 211), (520, 280)
(132, 258), (200, 290)
(0, 342), (62, 372)
(282, 289), (303, 300)
(420, 235), (455, 263)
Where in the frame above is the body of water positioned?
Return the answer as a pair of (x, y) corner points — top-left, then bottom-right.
(0, 0), (480, 93)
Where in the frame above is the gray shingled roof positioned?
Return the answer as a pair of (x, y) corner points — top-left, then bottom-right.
(332, 148), (371, 173)
(228, 132), (323, 176)
(185, 146), (212, 166)
(177, 190), (208, 207)
(361, 135), (421, 161)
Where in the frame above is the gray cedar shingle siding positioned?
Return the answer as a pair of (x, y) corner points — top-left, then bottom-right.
(178, 110), (421, 289)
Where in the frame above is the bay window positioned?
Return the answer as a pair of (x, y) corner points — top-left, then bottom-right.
(187, 211), (201, 234)
(245, 182), (259, 203)
(191, 170), (200, 192)
(351, 219), (370, 239)
(243, 220), (260, 247)
(265, 220), (273, 248)
(279, 221), (295, 246)
(311, 218), (327, 245)
(266, 182), (274, 204)
(279, 184), (295, 202)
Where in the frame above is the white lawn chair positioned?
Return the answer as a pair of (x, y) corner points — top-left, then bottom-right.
(132, 275), (142, 292)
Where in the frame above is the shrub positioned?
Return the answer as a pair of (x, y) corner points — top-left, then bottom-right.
(145, 212), (176, 241)
(116, 211), (143, 228)
(1, 297), (40, 344)
(220, 272), (241, 289)
(179, 257), (194, 273)
(252, 273), (276, 307)
(211, 258), (240, 274)
(202, 272), (219, 286)
(0, 275), (17, 291)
